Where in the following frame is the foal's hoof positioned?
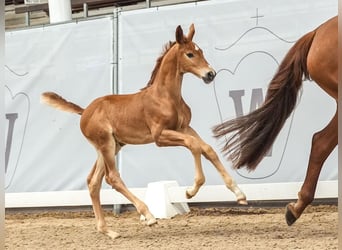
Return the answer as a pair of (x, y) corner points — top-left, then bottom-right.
(237, 198), (248, 205)
(140, 215), (157, 226)
(146, 217), (157, 226)
(285, 204), (298, 226)
(185, 191), (193, 199)
(235, 190), (247, 205)
(105, 230), (121, 239)
(186, 189), (196, 199)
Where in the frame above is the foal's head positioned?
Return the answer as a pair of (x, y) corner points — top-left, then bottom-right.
(173, 24), (216, 83)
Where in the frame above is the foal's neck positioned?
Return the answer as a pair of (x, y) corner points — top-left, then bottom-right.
(152, 50), (183, 98)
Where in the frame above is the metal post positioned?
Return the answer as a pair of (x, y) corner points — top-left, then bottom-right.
(111, 8), (121, 215)
(25, 12), (31, 26)
(146, 0), (151, 8)
(112, 8), (119, 95)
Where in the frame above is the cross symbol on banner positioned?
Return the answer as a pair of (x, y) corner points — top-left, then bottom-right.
(251, 8), (265, 26)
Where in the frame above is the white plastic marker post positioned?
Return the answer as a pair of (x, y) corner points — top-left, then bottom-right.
(143, 181), (190, 219)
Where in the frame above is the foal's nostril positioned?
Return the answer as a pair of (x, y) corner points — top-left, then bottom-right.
(207, 71), (216, 81)
(202, 70), (216, 83)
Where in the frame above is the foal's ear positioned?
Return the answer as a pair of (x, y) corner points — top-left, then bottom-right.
(187, 23), (195, 41)
(176, 25), (185, 44)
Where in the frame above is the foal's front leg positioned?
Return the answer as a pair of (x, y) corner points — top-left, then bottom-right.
(155, 128), (246, 204)
(155, 129), (206, 198)
(184, 127), (247, 205)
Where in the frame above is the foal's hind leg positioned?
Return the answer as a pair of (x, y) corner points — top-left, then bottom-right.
(87, 157), (120, 239)
(184, 127), (247, 204)
(285, 110), (337, 225)
(99, 138), (157, 227)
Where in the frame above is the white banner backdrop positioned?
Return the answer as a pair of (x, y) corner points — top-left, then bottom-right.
(118, 0), (337, 187)
(5, 17), (113, 192)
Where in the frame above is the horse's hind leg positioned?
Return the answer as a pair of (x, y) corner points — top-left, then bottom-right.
(184, 127), (247, 205)
(99, 138), (157, 226)
(285, 110), (337, 226)
(87, 157), (120, 239)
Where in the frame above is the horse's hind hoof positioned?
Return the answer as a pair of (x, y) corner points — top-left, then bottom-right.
(185, 190), (194, 199)
(237, 198), (248, 205)
(146, 217), (157, 226)
(107, 230), (121, 239)
(140, 215), (157, 226)
(285, 204), (298, 226)
(101, 229), (120, 239)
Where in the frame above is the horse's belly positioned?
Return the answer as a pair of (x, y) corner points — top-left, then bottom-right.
(113, 125), (154, 145)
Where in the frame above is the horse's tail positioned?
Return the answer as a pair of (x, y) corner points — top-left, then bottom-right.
(41, 92), (84, 115)
(212, 30), (316, 170)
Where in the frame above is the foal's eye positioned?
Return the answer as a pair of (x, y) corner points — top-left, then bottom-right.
(186, 53), (194, 58)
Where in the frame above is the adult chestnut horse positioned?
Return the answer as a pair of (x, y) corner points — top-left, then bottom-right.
(213, 16), (337, 226)
(41, 24), (247, 239)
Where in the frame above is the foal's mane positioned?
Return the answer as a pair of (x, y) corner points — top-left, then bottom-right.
(141, 41), (176, 90)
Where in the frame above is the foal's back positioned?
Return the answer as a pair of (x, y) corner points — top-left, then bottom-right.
(80, 91), (155, 145)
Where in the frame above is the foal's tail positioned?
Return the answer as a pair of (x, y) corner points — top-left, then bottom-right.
(212, 30), (316, 170)
(41, 92), (84, 115)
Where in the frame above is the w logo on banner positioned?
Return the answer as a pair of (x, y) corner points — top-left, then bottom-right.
(212, 12), (296, 180)
(5, 85), (30, 189)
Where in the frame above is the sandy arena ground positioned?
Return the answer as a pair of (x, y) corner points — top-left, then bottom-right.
(5, 204), (337, 250)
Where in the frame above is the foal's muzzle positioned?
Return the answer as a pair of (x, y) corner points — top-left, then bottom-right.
(203, 70), (216, 84)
